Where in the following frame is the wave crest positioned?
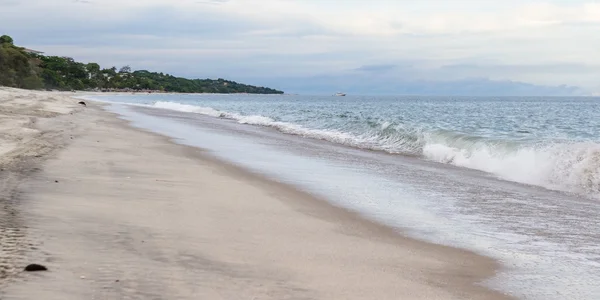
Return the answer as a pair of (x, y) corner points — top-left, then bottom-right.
(152, 101), (600, 198)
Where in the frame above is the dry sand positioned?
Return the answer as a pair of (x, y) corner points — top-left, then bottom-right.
(0, 88), (81, 284)
(0, 88), (512, 299)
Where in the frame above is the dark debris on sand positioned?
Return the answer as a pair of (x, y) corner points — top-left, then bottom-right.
(24, 264), (48, 272)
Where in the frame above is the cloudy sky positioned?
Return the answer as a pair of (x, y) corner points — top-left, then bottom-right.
(2, 0), (599, 95)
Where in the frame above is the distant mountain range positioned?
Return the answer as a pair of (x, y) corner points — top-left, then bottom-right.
(255, 74), (586, 96)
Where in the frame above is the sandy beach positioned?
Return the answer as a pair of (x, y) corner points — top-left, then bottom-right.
(0, 88), (511, 299)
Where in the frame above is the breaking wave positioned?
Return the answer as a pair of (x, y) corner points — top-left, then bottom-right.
(153, 101), (600, 198)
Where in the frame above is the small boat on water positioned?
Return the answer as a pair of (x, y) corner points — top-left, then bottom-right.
(334, 92), (346, 96)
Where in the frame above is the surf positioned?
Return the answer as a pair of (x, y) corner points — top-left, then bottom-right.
(151, 100), (600, 199)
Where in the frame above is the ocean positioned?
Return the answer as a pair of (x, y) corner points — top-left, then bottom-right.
(85, 93), (600, 300)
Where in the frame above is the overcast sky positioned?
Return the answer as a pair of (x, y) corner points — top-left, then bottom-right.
(2, 0), (599, 95)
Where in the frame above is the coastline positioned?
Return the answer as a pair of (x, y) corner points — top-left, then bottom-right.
(0, 88), (512, 299)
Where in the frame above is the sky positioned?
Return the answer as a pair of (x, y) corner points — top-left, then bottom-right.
(1, 0), (599, 95)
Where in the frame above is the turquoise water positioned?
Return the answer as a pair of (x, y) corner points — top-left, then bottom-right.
(86, 94), (600, 300)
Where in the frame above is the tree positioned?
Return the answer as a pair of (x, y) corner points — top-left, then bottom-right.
(40, 69), (63, 89)
(86, 62), (102, 88)
(0, 33), (284, 93)
(0, 35), (13, 45)
(119, 65), (131, 73)
(70, 79), (84, 90)
(102, 67), (117, 77)
(0, 45), (35, 88)
(22, 75), (44, 89)
(86, 62), (100, 76)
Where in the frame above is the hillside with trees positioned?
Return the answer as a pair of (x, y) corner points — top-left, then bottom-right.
(0, 35), (284, 94)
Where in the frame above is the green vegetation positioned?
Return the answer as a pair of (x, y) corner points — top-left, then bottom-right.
(0, 35), (284, 94)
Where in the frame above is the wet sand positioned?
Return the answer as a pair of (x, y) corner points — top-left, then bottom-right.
(0, 88), (512, 299)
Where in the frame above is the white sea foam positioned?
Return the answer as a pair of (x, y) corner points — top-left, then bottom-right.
(108, 102), (600, 300)
(153, 101), (358, 144)
(153, 101), (222, 117)
(151, 100), (600, 198)
(422, 141), (600, 196)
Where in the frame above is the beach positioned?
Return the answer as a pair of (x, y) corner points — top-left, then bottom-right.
(0, 88), (511, 299)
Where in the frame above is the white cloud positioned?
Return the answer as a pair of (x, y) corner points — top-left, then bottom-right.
(6, 0), (600, 35)
(202, 1), (600, 36)
(1, 0), (599, 92)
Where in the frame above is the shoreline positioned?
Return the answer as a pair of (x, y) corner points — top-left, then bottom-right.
(0, 88), (512, 299)
(116, 106), (511, 299)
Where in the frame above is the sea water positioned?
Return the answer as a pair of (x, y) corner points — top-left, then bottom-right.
(85, 94), (600, 299)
